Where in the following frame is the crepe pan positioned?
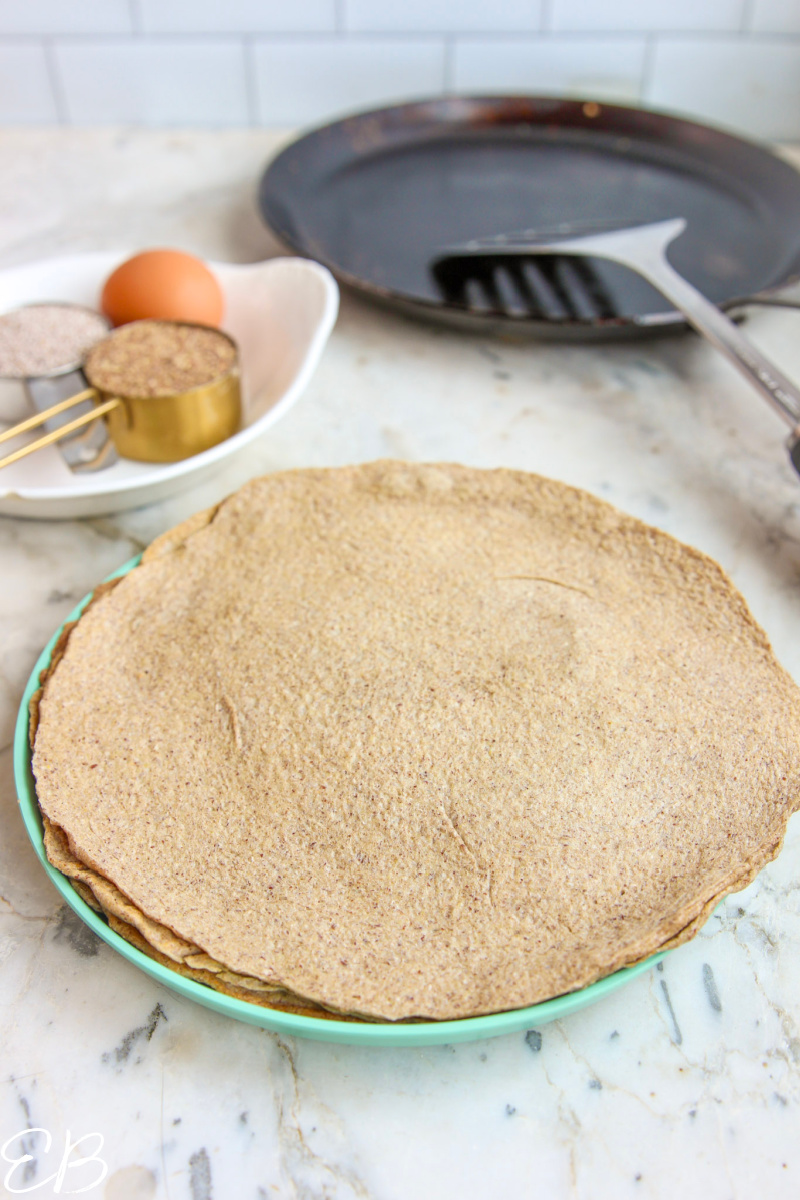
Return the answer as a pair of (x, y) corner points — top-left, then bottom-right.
(259, 95), (800, 339)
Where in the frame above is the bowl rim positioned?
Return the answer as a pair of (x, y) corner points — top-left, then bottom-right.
(15, 554), (664, 1046)
(0, 255), (340, 504)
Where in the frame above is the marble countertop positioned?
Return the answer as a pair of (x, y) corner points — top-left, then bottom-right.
(2, 129), (800, 1200)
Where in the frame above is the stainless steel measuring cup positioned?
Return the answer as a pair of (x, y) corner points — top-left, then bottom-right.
(0, 302), (115, 472)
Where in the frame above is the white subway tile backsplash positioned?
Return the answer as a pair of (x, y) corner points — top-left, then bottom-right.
(647, 37), (800, 140)
(453, 36), (647, 102)
(344, 0), (543, 33)
(0, 1), (132, 35)
(253, 37), (445, 126)
(55, 40), (250, 126)
(0, 4), (796, 137)
(750, 0), (800, 32)
(140, 0), (336, 35)
(0, 44), (58, 122)
(551, 0), (746, 32)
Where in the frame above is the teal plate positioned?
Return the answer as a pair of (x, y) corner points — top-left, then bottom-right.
(15, 555), (664, 1046)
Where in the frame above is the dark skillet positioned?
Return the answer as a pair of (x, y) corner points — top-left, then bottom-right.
(258, 95), (800, 340)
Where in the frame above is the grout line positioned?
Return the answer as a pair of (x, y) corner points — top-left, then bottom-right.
(335, 0), (346, 35)
(243, 37), (258, 127)
(399, 30), (663, 44)
(23, 30), (492, 44)
(443, 34), (454, 93)
(740, 0), (756, 33)
(539, 0), (553, 33)
(598, 29), (800, 41)
(128, 0), (143, 35)
(2, 29), (799, 44)
(640, 32), (657, 102)
(42, 38), (68, 125)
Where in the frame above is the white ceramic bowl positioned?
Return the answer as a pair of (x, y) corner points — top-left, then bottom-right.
(0, 253), (339, 519)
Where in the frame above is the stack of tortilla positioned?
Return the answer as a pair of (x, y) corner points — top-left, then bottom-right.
(30, 462), (800, 1021)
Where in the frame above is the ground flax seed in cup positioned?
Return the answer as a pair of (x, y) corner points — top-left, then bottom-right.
(84, 320), (237, 398)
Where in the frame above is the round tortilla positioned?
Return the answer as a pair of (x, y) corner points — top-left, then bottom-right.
(31, 462), (800, 1020)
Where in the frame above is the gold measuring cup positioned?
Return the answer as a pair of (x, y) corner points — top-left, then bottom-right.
(0, 320), (241, 470)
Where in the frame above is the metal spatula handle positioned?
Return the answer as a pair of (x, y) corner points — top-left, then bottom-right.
(438, 218), (800, 473)
(536, 218), (800, 428)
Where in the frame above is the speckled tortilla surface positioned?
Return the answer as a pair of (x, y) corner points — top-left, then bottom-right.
(31, 462), (800, 1020)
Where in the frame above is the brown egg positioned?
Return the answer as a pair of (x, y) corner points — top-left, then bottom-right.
(101, 249), (225, 328)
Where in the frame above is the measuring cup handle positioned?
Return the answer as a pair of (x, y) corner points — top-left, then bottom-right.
(0, 391), (121, 471)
